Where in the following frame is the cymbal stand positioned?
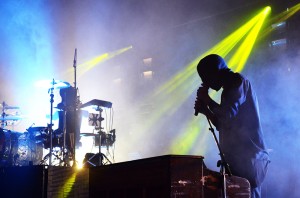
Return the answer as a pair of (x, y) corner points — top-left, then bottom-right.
(48, 79), (55, 166)
(1, 102), (6, 128)
(62, 105), (69, 166)
(72, 48), (78, 167)
(97, 107), (104, 165)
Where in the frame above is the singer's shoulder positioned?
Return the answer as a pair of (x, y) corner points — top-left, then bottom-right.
(225, 72), (245, 88)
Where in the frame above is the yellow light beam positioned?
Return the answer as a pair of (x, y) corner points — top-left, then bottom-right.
(229, 6), (271, 72)
(169, 116), (212, 154)
(61, 46), (133, 79)
(58, 171), (77, 197)
(154, 12), (262, 97)
(143, 7), (269, 131)
(259, 3), (300, 41)
(136, 13), (263, 141)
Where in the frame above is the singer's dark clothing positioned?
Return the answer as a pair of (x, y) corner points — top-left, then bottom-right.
(210, 71), (269, 196)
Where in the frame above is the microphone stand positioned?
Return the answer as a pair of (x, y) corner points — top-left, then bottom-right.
(204, 115), (232, 198)
(195, 85), (231, 197)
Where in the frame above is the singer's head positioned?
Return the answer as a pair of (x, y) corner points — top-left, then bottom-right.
(197, 54), (230, 91)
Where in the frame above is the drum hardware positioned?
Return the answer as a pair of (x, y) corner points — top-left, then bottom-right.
(0, 129), (19, 167)
(39, 147), (65, 166)
(52, 85), (82, 167)
(27, 126), (47, 144)
(94, 129), (116, 148)
(38, 78), (56, 166)
(80, 99), (115, 167)
(72, 48), (79, 168)
(82, 106), (112, 167)
(0, 116), (22, 121)
(1, 101), (21, 129)
(82, 152), (111, 167)
(0, 101), (20, 111)
(58, 88), (76, 167)
(0, 127), (43, 167)
(35, 79), (71, 90)
(37, 79), (71, 166)
(39, 49), (80, 167)
(15, 133), (43, 166)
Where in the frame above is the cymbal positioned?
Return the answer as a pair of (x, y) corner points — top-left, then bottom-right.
(27, 126), (47, 132)
(80, 133), (97, 137)
(35, 79), (71, 89)
(3, 106), (19, 110)
(0, 102), (20, 110)
(0, 115), (23, 121)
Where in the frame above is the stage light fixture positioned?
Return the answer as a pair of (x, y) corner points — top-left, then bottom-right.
(269, 38), (287, 48)
(271, 21), (286, 30)
(259, 3), (300, 40)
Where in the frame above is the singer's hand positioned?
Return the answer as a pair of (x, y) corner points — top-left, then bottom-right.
(194, 99), (209, 116)
(197, 86), (210, 105)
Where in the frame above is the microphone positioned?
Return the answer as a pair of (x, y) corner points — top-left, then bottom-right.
(194, 84), (209, 116)
(73, 48), (77, 68)
(194, 91), (202, 116)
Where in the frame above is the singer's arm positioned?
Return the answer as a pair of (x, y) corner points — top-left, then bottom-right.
(203, 76), (248, 130)
(204, 97), (220, 129)
(195, 94), (219, 129)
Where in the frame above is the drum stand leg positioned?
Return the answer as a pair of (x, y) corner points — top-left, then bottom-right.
(83, 152), (111, 167)
(61, 110), (72, 167)
(42, 80), (56, 166)
(39, 149), (64, 166)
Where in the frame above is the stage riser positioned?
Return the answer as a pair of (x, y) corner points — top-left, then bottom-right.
(0, 166), (47, 198)
(47, 166), (89, 198)
(0, 155), (250, 198)
(89, 155), (207, 198)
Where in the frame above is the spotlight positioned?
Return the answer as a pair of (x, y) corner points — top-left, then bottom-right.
(269, 38), (287, 48)
(271, 21), (286, 30)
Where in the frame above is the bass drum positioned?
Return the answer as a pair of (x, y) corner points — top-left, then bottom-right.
(0, 129), (19, 167)
(15, 133), (43, 166)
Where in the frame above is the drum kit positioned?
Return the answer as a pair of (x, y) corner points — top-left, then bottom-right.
(0, 80), (77, 167)
(0, 49), (116, 167)
(1, 50), (116, 167)
(0, 81), (116, 167)
(0, 102), (43, 167)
